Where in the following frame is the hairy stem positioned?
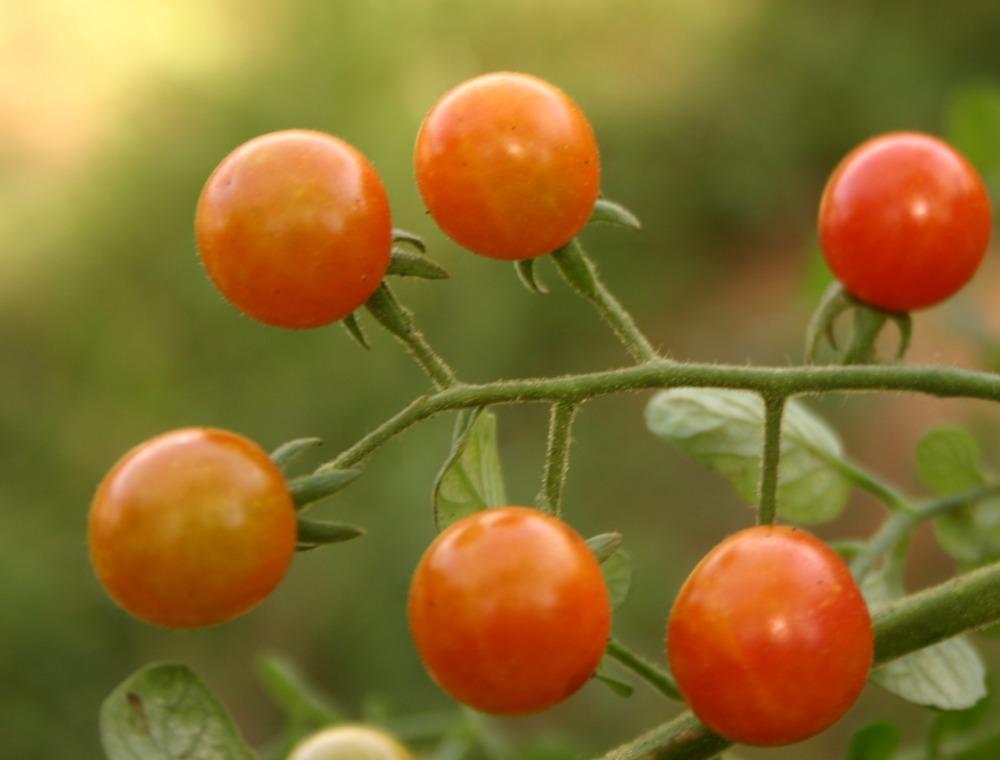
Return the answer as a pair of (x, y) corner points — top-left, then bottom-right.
(817, 453), (911, 512)
(605, 638), (682, 701)
(850, 483), (1000, 580)
(551, 240), (661, 363)
(599, 558), (1000, 759)
(538, 402), (579, 515)
(757, 394), (785, 525)
(365, 284), (458, 389)
(317, 361), (1000, 472)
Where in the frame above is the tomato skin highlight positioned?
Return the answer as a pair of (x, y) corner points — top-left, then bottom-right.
(88, 428), (297, 628)
(667, 525), (873, 747)
(408, 506), (611, 715)
(196, 129), (391, 328)
(819, 132), (992, 312)
(415, 72), (601, 260)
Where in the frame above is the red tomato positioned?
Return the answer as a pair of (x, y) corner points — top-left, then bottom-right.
(408, 507), (611, 714)
(88, 428), (297, 628)
(196, 129), (391, 328)
(414, 72), (600, 260)
(819, 132), (992, 311)
(667, 525), (873, 746)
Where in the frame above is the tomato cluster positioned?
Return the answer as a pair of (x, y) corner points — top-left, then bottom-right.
(90, 70), (995, 752)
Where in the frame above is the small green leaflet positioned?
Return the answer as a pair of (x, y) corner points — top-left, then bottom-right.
(601, 548), (632, 610)
(432, 409), (507, 531)
(101, 663), (255, 760)
(946, 84), (1000, 195)
(846, 722), (901, 760)
(917, 428), (984, 495)
(916, 428), (1000, 567)
(644, 388), (850, 523)
(593, 670), (634, 698)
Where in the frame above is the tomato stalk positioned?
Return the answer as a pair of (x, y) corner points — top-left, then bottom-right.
(551, 239), (661, 364)
(756, 394), (786, 525)
(537, 401), (580, 515)
(605, 638), (682, 701)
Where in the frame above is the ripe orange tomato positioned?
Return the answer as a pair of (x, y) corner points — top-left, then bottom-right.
(667, 525), (873, 746)
(408, 507), (611, 714)
(819, 132), (992, 312)
(88, 428), (297, 628)
(196, 129), (392, 328)
(414, 72), (600, 260)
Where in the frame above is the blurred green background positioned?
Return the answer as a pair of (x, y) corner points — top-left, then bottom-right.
(5, 1), (1000, 757)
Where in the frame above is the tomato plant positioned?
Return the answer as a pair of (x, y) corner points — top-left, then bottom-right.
(414, 72), (600, 260)
(88, 427), (297, 628)
(819, 131), (992, 312)
(288, 725), (413, 760)
(667, 525), (874, 746)
(408, 506), (611, 715)
(196, 129), (392, 328)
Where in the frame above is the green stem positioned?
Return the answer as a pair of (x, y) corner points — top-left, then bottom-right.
(850, 483), (1000, 580)
(816, 453), (911, 512)
(365, 284), (458, 390)
(605, 638), (682, 701)
(598, 558), (1000, 760)
(538, 402), (579, 516)
(551, 240), (661, 364)
(757, 394), (785, 525)
(318, 361), (1000, 472)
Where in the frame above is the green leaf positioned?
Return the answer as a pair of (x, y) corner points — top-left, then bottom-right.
(290, 469), (362, 509)
(587, 198), (642, 231)
(645, 388), (850, 523)
(602, 548), (632, 610)
(917, 428), (984, 495)
(392, 227), (426, 252)
(341, 313), (370, 349)
(586, 532), (624, 563)
(101, 663), (255, 760)
(946, 84), (1000, 195)
(255, 653), (341, 726)
(916, 428), (1000, 565)
(594, 671), (634, 698)
(873, 636), (987, 710)
(514, 258), (548, 294)
(432, 409), (507, 531)
(387, 247), (450, 279)
(296, 518), (365, 551)
(846, 721), (901, 760)
(271, 437), (323, 471)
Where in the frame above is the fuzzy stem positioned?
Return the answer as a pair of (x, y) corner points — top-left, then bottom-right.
(757, 394), (785, 525)
(538, 402), (579, 515)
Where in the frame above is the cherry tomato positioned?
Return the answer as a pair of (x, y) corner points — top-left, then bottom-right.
(288, 725), (413, 760)
(89, 428), (297, 628)
(667, 525), (873, 747)
(819, 132), (992, 312)
(414, 72), (601, 260)
(408, 506), (611, 714)
(196, 129), (392, 328)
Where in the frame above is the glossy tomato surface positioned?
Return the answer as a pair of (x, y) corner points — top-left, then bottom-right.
(415, 72), (600, 260)
(89, 428), (297, 628)
(288, 725), (414, 760)
(408, 506), (611, 714)
(819, 132), (991, 311)
(196, 129), (391, 328)
(667, 525), (873, 747)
